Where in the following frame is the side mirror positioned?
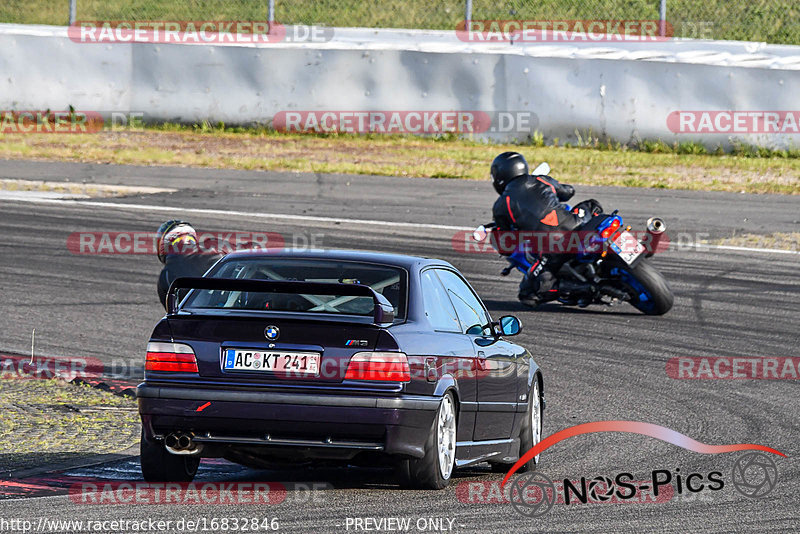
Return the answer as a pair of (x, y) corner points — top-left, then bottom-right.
(472, 225), (488, 242)
(499, 315), (521, 336)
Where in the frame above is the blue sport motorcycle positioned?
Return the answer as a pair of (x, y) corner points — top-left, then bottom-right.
(473, 163), (674, 315)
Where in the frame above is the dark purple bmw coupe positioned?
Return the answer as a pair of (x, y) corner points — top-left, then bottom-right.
(137, 250), (544, 489)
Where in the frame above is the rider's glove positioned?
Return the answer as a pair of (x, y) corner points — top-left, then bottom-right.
(558, 184), (576, 202)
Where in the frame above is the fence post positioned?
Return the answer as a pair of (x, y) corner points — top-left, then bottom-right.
(659, 0), (667, 37)
(267, 0), (274, 34)
(69, 0), (76, 25)
(465, 0), (473, 25)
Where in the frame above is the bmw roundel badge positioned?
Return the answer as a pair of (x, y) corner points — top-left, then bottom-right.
(264, 325), (280, 340)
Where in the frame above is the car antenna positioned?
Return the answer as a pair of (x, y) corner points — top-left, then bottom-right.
(30, 328), (35, 365)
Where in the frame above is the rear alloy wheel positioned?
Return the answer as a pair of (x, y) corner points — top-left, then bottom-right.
(140, 429), (199, 482)
(397, 392), (457, 489)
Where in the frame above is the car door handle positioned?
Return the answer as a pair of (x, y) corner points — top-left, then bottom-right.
(477, 351), (486, 371)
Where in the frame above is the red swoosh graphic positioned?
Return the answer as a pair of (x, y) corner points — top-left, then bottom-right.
(501, 420), (786, 487)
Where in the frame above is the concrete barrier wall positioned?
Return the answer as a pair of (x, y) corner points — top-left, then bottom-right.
(1, 24), (799, 149)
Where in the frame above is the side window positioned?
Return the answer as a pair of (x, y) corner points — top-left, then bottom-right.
(435, 269), (490, 335)
(420, 269), (460, 332)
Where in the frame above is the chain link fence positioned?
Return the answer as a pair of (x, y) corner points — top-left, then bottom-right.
(1, 0), (798, 44)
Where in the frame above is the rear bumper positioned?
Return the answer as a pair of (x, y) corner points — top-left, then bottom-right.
(137, 383), (440, 459)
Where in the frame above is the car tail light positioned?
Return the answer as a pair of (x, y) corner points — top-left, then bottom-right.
(145, 342), (198, 373)
(344, 352), (411, 382)
(600, 218), (621, 239)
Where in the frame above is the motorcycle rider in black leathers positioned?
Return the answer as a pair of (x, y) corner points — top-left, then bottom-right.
(490, 152), (602, 307)
(156, 220), (222, 310)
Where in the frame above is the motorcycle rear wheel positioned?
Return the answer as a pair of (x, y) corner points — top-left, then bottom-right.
(609, 259), (673, 315)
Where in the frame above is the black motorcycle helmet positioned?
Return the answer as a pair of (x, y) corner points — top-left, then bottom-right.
(156, 219), (196, 264)
(491, 151), (529, 194)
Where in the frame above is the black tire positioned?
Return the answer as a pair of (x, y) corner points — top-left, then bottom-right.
(140, 429), (199, 482)
(396, 393), (457, 490)
(612, 259), (674, 315)
(489, 379), (542, 473)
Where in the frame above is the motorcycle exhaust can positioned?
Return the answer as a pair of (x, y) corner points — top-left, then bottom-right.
(644, 217), (666, 257)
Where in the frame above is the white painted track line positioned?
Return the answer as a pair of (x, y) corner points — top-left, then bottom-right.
(4, 195), (798, 256)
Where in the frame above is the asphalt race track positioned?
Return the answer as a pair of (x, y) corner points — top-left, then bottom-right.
(1, 160), (798, 533)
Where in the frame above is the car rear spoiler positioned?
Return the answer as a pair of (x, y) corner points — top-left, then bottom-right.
(166, 277), (395, 326)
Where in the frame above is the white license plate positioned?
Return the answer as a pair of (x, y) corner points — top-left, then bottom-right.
(223, 349), (320, 376)
(611, 231), (646, 265)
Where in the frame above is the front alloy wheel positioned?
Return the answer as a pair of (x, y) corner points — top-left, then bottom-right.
(529, 380), (542, 465)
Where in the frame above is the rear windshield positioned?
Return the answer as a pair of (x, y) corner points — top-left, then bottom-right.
(181, 258), (407, 319)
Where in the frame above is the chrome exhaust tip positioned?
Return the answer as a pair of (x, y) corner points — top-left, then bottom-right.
(164, 432), (203, 456)
(177, 434), (191, 450)
(164, 433), (179, 449)
(646, 217), (666, 234)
